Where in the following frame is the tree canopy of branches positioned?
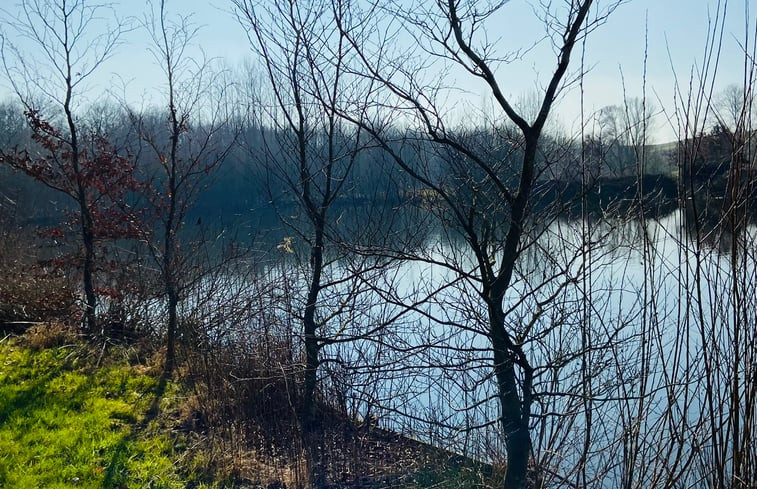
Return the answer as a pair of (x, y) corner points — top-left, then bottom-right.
(128, 0), (237, 373)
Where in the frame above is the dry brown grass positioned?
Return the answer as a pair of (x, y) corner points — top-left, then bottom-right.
(0, 221), (79, 326)
(22, 321), (81, 350)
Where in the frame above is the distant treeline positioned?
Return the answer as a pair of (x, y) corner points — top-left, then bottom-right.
(0, 100), (751, 227)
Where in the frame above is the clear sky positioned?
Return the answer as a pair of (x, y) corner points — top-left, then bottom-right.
(0, 0), (750, 143)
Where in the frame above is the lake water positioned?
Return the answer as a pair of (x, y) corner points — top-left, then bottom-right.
(170, 205), (755, 485)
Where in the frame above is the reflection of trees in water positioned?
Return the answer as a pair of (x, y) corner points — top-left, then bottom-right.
(325, 203), (755, 474)
(681, 192), (757, 254)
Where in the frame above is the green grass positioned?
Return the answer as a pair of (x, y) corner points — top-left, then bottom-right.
(0, 334), (499, 488)
(0, 337), (217, 489)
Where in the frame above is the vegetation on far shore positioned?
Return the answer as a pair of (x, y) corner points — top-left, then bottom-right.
(1, 1), (755, 488)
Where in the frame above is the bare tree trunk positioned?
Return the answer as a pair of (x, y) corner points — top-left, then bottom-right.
(81, 223), (97, 333)
(491, 317), (532, 489)
(303, 225), (325, 426)
(165, 283), (178, 374)
(65, 66), (98, 334)
(162, 112), (179, 374)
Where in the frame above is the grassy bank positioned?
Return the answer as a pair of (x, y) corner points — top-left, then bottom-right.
(0, 327), (498, 488)
(0, 331), (215, 489)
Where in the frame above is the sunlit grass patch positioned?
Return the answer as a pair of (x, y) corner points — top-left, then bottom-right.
(0, 337), (202, 489)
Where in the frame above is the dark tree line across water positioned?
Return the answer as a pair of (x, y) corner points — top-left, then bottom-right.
(3, 103), (748, 227)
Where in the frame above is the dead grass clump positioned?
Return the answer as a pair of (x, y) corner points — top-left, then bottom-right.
(187, 333), (301, 442)
(0, 263), (78, 324)
(22, 322), (81, 350)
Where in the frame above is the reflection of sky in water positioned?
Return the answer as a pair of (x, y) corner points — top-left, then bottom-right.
(318, 209), (756, 477)
(169, 208), (755, 480)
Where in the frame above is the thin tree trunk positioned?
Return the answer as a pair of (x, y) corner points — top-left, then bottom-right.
(165, 284), (178, 375)
(490, 300), (533, 489)
(65, 76), (98, 334)
(303, 221), (325, 415)
(81, 225), (97, 333)
(163, 13), (180, 374)
(302, 222), (325, 487)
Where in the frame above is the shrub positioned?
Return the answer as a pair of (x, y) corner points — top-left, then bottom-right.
(0, 262), (78, 325)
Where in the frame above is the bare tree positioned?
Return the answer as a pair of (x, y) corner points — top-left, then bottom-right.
(327, 2), (622, 488)
(128, 0), (237, 373)
(590, 98), (659, 178)
(233, 0), (407, 484)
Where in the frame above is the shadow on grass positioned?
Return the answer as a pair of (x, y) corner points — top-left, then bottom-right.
(0, 373), (56, 425)
(0, 351), (93, 426)
(103, 438), (131, 488)
(1, 340), (178, 488)
(140, 370), (170, 429)
(102, 370), (170, 489)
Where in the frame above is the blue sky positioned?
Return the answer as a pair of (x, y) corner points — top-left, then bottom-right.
(0, 0), (750, 142)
